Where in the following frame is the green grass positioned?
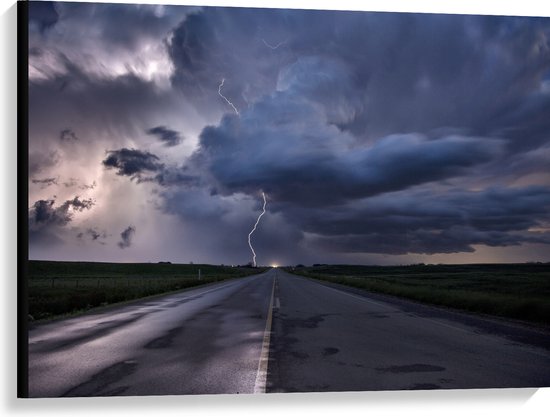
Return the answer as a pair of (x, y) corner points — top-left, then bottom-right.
(27, 261), (267, 321)
(285, 263), (550, 325)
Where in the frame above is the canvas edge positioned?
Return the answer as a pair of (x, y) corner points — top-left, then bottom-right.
(17, 0), (29, 399)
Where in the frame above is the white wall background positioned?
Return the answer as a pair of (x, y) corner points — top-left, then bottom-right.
(2, 1), (549, 416)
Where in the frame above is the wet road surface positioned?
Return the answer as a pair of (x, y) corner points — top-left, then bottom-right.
(268, 270), (550, 392)
(29, 270), (275, 397)
(28, 268), (550, 396)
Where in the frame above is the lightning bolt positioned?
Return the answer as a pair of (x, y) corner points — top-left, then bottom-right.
(218, 78), (239, 115)
(262, 38), (288, 50)
(248, 192), (267, 267)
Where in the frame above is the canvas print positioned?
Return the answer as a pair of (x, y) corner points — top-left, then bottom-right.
(20, 0), (550, 398)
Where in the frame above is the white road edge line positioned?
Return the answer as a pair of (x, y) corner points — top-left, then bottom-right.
(254, 276), (276, 393)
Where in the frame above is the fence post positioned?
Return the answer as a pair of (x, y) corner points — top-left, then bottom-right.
(198, 269), (201, 281)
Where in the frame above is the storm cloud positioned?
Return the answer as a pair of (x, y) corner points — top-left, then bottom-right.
(146, 126), (183, 147)
(29, 196), (95, 247)
(29, 196), (95, 230)
(118, 226), (136, 249)
(27, 3), (550, 264)
(103, 148), (163, 178)
(102, 148), (197, 186)
(167, 9), (550, 144)
(296, 186), (550, 255)
(28, 0), (59, 33)
(196, 104), (502, 205)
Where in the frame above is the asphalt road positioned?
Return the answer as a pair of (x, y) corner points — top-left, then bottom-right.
(268, 269), (550, 392)
(28, 270), (275, 397)
(28, 268), (550, 397)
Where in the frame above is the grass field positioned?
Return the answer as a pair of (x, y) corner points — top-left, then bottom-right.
(286, 263), (550, 325)
(27, 261), (266, 321)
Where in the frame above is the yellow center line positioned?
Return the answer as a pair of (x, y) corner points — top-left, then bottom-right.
(253, 274), (276, 393)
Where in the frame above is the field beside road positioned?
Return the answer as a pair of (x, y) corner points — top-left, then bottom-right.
(287, 263), (550, 325)
(28, 260), (266, 320)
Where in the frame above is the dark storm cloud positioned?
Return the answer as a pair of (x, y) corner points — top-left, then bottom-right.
(103, 148), (163, 177)
(298, 186), (550, 255)
(118, 226), (136, 249)
(60, 129), (79, 142)
(490, 88), (550, 154)
(29, 199), (70, 229)
(146, 126), (183, 147)
(175, 9), (549, 205)
(195, 83), (502, 206)
(167, 9), (550, 143)
(27, 4), (550, 262)
(162, 8), (550, 259)
(166, 7), (307, 113)
(28, 1), (59, 33)
(311, 228), (550, 256)
(102, 148), (198, 186)
(152, 166), (198, 187)
(29, 196), (95, 231)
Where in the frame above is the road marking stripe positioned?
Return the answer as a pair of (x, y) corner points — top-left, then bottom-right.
(253, 276), (276, 393)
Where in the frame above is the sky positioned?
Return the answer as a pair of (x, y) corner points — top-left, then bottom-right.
(27, 1), (550, 266)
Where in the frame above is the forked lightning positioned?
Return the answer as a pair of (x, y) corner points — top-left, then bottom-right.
(248, 192), (267, 267)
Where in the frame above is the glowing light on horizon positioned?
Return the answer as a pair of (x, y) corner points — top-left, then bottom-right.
(248, 192), (267, 267)
(218, 78), (239, 115)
